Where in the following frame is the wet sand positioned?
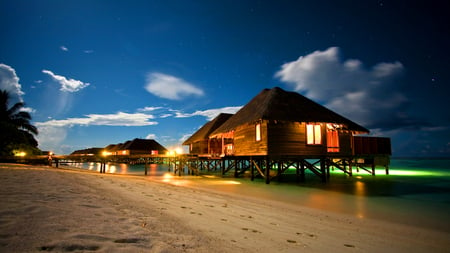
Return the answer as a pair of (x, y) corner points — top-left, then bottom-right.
(0, 164), (449, 252)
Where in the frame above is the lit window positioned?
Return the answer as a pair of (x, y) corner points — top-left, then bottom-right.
(256, 123), (261, 141)
(307, 124), (322, 145)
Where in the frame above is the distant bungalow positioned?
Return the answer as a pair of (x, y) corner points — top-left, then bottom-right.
(103, 138), (167, 156)
(183, 87), (391, 181)
(72, 138), (167, 156)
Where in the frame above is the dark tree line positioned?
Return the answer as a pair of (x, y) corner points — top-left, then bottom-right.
(0, 90), (40, 156)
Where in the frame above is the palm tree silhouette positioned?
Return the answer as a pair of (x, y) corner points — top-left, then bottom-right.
(0, 90), (39, 156)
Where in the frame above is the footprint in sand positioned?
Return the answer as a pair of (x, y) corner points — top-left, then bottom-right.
(114, 238), (140, 244)
(296, 232), (317, 239)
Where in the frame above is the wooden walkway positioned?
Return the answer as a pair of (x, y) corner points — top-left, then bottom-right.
(2, 153), (389, 184)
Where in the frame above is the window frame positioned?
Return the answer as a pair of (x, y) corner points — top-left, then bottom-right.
(255, 123), (262, 142)
(306, 123), (322, 145)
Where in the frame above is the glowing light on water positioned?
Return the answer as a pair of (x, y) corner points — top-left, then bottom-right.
(162, 173), (173, 183)
(372, 168), (450, 177)
(108, 165), (117, 173)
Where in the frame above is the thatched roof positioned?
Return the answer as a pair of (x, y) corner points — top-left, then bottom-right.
(182, 113), (233, 145)
(104, 139), (167, 152)
(120, 138), (167, 152)
(211, 87), (369, 135)
(70, 147), (103, 155)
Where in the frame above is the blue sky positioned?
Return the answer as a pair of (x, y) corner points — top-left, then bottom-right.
(1, 0), (449, 157)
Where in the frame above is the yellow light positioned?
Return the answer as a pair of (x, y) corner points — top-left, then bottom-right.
(102, 151), (111, 156)
(162, 173), (173, 182)
(15, 151), (26, 157)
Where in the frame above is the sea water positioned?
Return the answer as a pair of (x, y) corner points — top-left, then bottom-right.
(63, 158), (450, 232)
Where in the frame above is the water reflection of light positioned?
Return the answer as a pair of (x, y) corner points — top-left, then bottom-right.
(355, 181), (366, 219)
(162, 173), (173, 183)
(108, 165), (116, 174)
(386, 169), (438, 176)
(119, 164), (128, 174)
(208, 180), (241, 185)
(150, 164), (158, 175)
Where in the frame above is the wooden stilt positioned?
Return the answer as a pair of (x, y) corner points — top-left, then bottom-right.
(234, 159), (238, 178)
(250, 158), (255, 181)
(320, 159), (326, 182)
(265, 158), (270, 184)
(277, 161), (282, 182)
(300, 160), (305, 182)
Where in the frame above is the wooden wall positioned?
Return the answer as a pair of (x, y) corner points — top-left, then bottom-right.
(267, 121), (324, 156)
(233, 121), (268, 156)
(232, 121), (355, 157)
(190, 140), (209, 155)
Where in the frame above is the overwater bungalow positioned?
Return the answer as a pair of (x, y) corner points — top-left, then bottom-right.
(182, 113), (233, 157)
(183, 87), (391, 182)
(105, 138), (167, 156)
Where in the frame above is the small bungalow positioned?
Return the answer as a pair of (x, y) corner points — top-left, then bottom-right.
(70, 147), (103, 156)
(104, 138), (167, 156)
(182, 113), (233, 157)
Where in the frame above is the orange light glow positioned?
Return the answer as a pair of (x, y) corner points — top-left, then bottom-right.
(102, 151), (112, 156)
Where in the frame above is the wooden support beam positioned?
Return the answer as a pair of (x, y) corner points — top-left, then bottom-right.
(320, 159), (327, 182)
(265, 158), (271, 184)
(251, 159), (265, 179)
(250, 158), (255, 181)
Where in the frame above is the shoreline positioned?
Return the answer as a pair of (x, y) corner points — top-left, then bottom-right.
(1, 163), (449, 252)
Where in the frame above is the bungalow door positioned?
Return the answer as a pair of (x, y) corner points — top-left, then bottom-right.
(326, 128), (340, 153)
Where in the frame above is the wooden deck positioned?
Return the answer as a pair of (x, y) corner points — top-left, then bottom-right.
(2, 135), (390, 184)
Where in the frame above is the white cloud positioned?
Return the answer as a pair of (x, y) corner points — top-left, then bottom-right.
(275, 47), (407, 129)
(175, 106), (242, 120)
(138, 106), (164, 112)
(145, 72), (204, 100)
(60, 46), (69, 51)
(20, 107), (36, 114)
(35, 112), (158, 127)
(42, 69), (90, 92)
(83, 49), (94, 54)
(0, 63), (25, 102)
(36, 125), (68, 153)
(145, 133), (157, 139)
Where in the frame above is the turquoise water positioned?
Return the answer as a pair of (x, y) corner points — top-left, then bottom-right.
(63, 158), (450, 232)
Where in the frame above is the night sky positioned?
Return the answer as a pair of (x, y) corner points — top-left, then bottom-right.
(1, 0), (449, 157)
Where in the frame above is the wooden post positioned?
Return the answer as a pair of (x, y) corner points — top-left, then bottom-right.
(265, 158), (270, 184)
(385, 165), (389, 175)
(320, 158), (326, 182)
(326, 159), (330, 180)
(300, 160), (305, 182)
(144, 161), (148, 176)
(250, 158), (255, 181)
(277, 161), (282, 182)
(221, 159), (225, 176)
(348, 159), (353, 177)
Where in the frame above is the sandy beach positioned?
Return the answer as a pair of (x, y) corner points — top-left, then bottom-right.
(0, 164), (449, 252)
